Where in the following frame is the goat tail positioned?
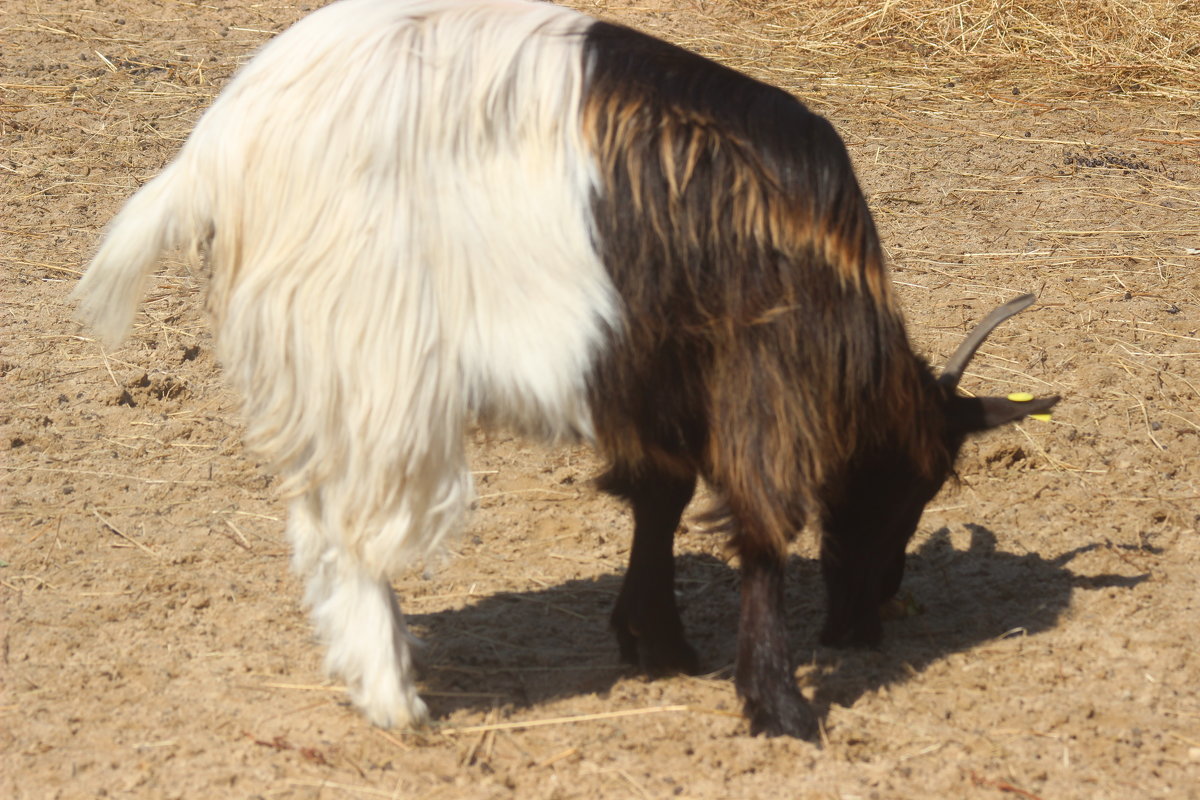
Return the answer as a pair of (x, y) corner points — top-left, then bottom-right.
(70, 160), (204, 349)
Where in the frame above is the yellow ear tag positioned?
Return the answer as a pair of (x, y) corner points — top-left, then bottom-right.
(1007, 392), (1052, 422)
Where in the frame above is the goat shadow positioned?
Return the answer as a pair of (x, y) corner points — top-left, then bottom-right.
(407, 523), (1147, 729)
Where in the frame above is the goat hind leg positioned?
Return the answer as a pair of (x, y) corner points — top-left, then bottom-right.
(603, 464), (699, 676)
(303, 546), (428, 729)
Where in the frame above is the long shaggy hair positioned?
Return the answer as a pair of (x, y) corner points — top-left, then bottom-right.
(76, 0), (614, 571)
(581, 23), (947, 553)
(72, 0), (1055, 736)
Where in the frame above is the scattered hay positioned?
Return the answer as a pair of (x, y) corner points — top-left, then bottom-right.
(596, 0), (1200, 99)
(3, 4), (1200, 797)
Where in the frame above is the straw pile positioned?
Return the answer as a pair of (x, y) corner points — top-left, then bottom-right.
(590, 0), (1200, 99)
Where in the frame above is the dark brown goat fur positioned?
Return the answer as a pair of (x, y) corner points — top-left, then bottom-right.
(581, 22), (1058, 738)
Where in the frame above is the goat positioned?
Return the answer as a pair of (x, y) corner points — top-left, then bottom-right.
(71, 0), (1058, 739)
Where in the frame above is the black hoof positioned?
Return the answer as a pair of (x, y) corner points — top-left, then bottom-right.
(613, 622), (700, 676)
(744, 689), (819, 741)
(819, 614), (883, 649)
(641, 635), (700, 677)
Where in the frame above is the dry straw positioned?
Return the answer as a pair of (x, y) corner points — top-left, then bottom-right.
(615, 0), (1200, 99)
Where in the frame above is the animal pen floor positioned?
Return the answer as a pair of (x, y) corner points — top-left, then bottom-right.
(3, 0), (1199, 797)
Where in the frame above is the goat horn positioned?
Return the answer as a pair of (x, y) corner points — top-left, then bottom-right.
(939, 293), (1037, 389)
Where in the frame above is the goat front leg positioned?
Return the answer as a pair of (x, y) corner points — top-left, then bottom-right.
(818, 531), (884, 649)
(818, 500), (923, 648)
(735, 546), (818, 739)
(602, 464), (699, 676)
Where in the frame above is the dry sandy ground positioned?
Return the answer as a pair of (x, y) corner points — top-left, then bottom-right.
(3, 1), (1199, 798)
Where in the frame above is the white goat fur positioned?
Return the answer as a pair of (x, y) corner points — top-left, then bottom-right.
(72, 0), (619, 727)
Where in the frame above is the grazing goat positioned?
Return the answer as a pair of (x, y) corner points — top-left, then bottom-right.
(72, 0), (1058, 738)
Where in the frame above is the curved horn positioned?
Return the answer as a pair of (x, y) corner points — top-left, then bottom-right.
(939, 293), (1037, 390)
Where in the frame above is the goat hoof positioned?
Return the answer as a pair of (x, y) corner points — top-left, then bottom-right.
(639, 636), (700, 677)
(614, 624), (641, 666)
(819, 617), (882, 649)
(745, 692), (819, 741)
(611, 607), (699, 675)
(613, 624), (699, 676)
(353, 683), (430, 731)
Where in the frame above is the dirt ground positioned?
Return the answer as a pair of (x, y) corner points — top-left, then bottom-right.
(3, 0), (1199, 797)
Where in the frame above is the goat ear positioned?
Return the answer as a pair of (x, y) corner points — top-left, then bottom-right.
(947, 394), (1060, 435)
